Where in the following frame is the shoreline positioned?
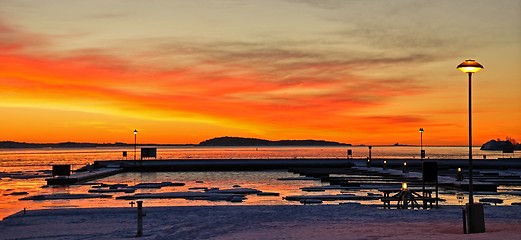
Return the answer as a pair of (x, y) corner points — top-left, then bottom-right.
(2, 204), (521, 239)
(3, 144), (520, 150)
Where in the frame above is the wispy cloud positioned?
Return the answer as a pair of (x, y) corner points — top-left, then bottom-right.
(0, 21), (48, 51)
(2, 0), (518, 145)
(0, 20), (430, 139)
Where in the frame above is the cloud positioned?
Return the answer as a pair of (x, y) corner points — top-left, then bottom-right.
(359, 115), (424, 125)
(0, 18), (433, 140)
(286, 0), (348, 9)
(0, 21), (49, 52)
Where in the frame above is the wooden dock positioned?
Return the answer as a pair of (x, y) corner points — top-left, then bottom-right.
(46, 159), (353, 185)
(45, 157), (521, 186)
(46, 167), (124, 185)
(94, 158), (354, 171)
(290, 158), (521, 193)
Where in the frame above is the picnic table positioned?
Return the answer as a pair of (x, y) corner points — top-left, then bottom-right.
(379, 187), (437, 209)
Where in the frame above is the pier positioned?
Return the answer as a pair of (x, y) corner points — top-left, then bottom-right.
(94, 158), (353, 171)
(45, 167), (124, 185)
(46, 158), (353, 185)
(45, 158), (521, 189)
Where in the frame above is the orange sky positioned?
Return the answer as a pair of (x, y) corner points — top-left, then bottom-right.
(0, 1), (520, 145)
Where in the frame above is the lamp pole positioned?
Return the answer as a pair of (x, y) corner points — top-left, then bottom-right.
(419, 128), (424, 159)
(468, 71), (474, 204)
(457, 59), (484, 233)
(457, 59), (483, 205)
(134, 129), (138, 161)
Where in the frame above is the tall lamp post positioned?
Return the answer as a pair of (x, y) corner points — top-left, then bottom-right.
(419, 128), (424, 159)
(457, 59), (485, 233)
(134, 129), (138, 161)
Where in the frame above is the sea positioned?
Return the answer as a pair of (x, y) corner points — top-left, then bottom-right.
(0, 146), (519, 220)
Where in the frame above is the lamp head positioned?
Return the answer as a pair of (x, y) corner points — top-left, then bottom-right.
(402, 182), (408, 191)
(134, 129), (138, 135)
(457, 59), (483, 73)
(419, 128), (424, 133)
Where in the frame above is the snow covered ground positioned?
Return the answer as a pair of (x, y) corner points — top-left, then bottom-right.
(1, 204), (520, 239)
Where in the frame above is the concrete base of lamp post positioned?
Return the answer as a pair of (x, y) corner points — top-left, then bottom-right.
(463, 203), (486, 234)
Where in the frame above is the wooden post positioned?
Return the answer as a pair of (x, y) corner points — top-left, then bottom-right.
(137, 201), (143, 237)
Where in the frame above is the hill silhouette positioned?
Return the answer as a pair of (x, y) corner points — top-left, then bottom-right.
(0, 137), (349, 148)
(0, 141), (190, 149)
(198, 137), (350, 147)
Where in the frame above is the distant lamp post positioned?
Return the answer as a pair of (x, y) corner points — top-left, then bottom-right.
(419, 128), (425, 159)
(134, 129), (138, 161)
(457, 59), (485, 233)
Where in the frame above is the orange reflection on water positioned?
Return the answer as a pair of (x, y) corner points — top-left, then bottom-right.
(3, 170), (521, 221)
(0, 177), (48, 220)
(2, 171), (322, 220)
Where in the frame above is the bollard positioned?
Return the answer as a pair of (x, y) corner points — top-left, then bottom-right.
(367, 158), (371, 168)
(456, 168), (464, 181)
(382, 160), (387, 170)
(402, 162), (409, 173)
(136, 200), (143, 237)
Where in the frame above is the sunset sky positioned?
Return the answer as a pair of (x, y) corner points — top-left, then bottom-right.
(1, 0), (520, 145)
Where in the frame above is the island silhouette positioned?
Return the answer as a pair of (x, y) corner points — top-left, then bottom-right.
(199, 136), (350, 147)
(0, 137), (350, 148)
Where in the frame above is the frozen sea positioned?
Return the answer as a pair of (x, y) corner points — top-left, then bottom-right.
(1, 146), (519, 220)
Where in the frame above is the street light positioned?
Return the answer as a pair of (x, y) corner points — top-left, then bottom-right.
(132, 129), (138, 168)
(419, 128), (424, 159)
(457, 59), (483, 205)
(457, 59), (485, 233)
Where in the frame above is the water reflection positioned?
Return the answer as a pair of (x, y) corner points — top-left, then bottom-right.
(0, 147), (519, 220)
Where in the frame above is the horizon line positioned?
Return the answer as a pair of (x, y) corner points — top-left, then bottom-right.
(0, 140), (491, 148)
